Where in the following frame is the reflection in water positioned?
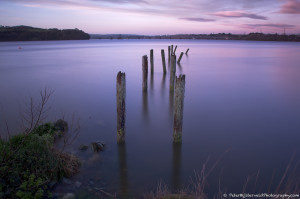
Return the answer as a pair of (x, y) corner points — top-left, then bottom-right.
(142, 91), (148, 121)
(168, 58), (171, 72)
(2, 40), (300, 197)
(172, 143), (182, 191)
(169, 89), (174, 123)
(161, 73), (166, 100)
(118, 143), (128, 198)
(150, 72), (154, 91)
(177, 63), (182, 73)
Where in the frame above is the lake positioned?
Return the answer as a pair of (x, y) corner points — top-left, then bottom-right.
(1, 39), (300, 198)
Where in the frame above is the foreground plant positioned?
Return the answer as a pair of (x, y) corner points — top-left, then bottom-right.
(0, 122), (80, 199)
(0, 88), (81, 199)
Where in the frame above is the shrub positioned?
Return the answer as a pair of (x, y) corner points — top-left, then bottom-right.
(0, 123), (80, 199)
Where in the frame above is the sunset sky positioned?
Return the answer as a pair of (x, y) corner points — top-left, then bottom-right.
(0, 0), (300, 35)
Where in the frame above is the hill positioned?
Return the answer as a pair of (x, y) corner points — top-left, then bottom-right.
(0, 26), (90, 41)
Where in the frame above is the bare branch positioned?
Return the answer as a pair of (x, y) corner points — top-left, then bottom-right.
(20, 86), (54, 134)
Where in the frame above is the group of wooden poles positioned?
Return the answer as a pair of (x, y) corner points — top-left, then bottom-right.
(116, 45), (190, 144)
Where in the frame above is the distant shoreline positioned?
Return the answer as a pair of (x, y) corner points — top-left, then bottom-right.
(1, 26), (299, 42)
(0, 26), (90, 42)
(90, 33), (300, 42)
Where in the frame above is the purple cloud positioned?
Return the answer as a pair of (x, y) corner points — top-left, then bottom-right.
(180, 17), (215, 22)
(213, 11), (267, 20)
(246, 23), (295, 29)
(278, 0), (300, 14)
(92, 0), (148, 4)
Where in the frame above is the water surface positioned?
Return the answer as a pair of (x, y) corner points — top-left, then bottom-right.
(1, 39), (300, 198)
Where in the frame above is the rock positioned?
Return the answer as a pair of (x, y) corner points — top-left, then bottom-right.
(75, 181), (82, 188)
(88, 180), (94, 185)
(52, 192), (60, 198)
(54, 119), (68, 132)
(79, 144), (89, 150)
(62, 177), (72, 185)
(99, 181), (107, 187)
(87, 153), (101, 165)
(62, 193), (75, 199)
(91, 141), (105, 152)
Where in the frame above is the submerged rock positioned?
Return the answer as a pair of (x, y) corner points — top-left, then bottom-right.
(62, 177), (72, 185)
(91, 141), (106, 152)
(54, 119), (68, 132)
(62, 193), (75, 199)
(75, 181), (82, 188)
(79, 144), (89, 150)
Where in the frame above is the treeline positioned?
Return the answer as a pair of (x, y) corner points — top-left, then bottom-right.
(93, 33), (300, 42)
(0, 26), (90, 41)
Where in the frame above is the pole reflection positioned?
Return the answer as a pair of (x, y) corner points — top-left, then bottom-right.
(177, 63), (182, 73)
(118, 143), (128, 198)
(142, 91), (148, 121)
(169, 89), (174, 123)
(172, 143), (182, 191)
(161, 73), (166, 100)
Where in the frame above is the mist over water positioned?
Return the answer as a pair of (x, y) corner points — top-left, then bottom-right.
(1, 40), (300, 198)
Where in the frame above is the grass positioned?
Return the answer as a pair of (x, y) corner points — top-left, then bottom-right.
(145, 153), (300, 199)
(0, 122), (80, 199)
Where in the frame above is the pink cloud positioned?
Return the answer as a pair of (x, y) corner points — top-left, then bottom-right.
(245, 23), (295, 29)
(180, 17), (215, 22)
(278, 0), (300, 14)
(213, 11), (267, 20)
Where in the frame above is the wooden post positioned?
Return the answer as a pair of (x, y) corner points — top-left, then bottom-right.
(161, 49), (167, 74)
(174, 45), (177, 54)
(150, 49), (154, 74)
(171, 45), (174, 55)
(177, 52), (184, 64)
(116, 71), (126, 143)
(142, 55), (148, 92)
(173, 74), (185, 143)
(168, 46), (171, 60)
(169, 54), (176, 92)
(185, 48), (190, 55)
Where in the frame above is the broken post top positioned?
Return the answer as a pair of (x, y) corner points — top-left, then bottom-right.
(117, 71), (125, 77)
(176, 74), (185, 82)
(142, 55), (148, 71)
(117, 71), (126, 97)
(177, 52), (184, 64)
(117, 71), (126, 84)
(185, 48), (190, 55)
(171, 54), (176, 61)
(142, 55), (148, 65)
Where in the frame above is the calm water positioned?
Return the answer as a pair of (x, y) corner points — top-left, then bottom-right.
(1, 40), (300, 198)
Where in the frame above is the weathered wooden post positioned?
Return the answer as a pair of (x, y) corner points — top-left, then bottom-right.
(185, 48), (190, 55)
(174, 45), (177, 54)
(150, 49), (154, 74)
(142, 55), (148, 92)
(177, 52), (184, 64)
(116, 71), (126, 143)
(169, 54), (176, 92)
(171, 45), (174, 55)
(161, 49), (167, 74)
(173, 74), (185, 143)
(168, 46), (171, 60)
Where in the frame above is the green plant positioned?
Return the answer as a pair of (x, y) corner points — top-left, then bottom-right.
(0, 123), (80, 199)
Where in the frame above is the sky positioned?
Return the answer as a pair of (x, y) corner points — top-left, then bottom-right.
(0, 0), (300, 35)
